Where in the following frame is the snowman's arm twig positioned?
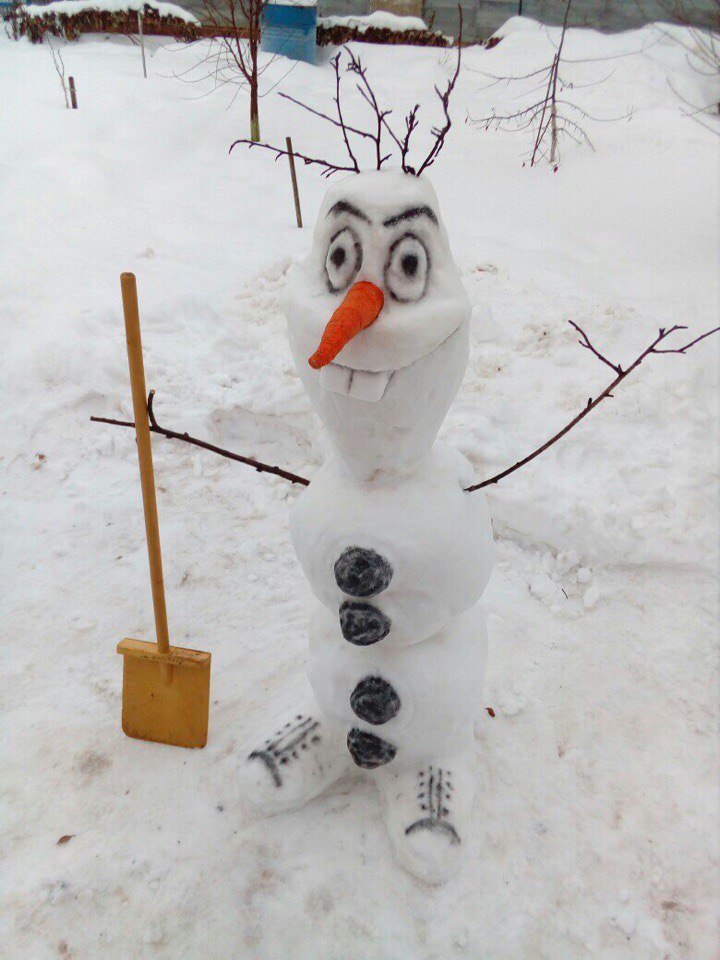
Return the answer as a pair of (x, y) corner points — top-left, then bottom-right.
(464, 322), (720, 493)
(90, 390), (311, 487)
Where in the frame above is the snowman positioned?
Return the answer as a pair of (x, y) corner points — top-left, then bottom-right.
(240, 169), (495, 884)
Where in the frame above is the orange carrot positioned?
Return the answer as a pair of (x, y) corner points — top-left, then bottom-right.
(308, 281), (384, 369)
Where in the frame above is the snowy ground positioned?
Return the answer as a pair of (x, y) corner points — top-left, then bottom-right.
(1, 17), (719, 960)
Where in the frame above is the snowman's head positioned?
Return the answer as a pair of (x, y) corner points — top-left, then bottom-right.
(285, 170), (471, 478)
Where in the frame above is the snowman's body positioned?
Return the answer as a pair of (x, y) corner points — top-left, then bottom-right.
(241, 171), (495, 883)
(292, 443), (493, 764)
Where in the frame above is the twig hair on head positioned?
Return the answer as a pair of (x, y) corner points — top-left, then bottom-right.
(229, 7), (464, 177)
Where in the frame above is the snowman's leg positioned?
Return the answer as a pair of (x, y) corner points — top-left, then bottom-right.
(376, 753), (476, 884)
(239, 710), (353, 815)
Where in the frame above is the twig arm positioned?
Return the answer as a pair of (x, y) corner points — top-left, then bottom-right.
(465, 323), (719, 492)
(92, 323), (719, 497)
(91, 391), (310, 487)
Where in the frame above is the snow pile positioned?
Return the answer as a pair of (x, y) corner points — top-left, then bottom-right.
(1, 17), (718, 960)
(20, 0), (198, 24)
(268, 0), (318, 7)
(318, 11), (429, 34)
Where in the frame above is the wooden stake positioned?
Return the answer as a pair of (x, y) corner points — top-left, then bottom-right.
(286, 136), (303, 228)
(69, 76), (78, 109)
(137, 11), (147, 79)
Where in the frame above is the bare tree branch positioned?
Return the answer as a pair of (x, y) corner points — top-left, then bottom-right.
(91, 390), (310, 486)
(229, 137), (358, 177)
(398, 105), (421, 173)
(652, 325), (720, 353)
(231, 6), (464, 177)
(332, 51), (360, 172)
(344, 46), (392, 170)
(90, 323), (719, 495)
(464, 322), (720, 491)
(277, 79), (373, 141)
(417, 7), (463, 175)
(569, 320), (622, 373)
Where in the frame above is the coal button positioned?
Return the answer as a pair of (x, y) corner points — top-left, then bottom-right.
(346, 728), (397, 768)
(334, 547), (393, 598)
(340, 601), (390, 646)
(350, 676), (401, 725)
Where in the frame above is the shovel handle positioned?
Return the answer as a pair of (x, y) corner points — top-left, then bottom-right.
(121, 274), (171, 677)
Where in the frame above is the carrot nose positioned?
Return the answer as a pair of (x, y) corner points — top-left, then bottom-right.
(308, 281), (384, 370)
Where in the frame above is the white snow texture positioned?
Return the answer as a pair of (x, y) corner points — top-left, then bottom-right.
(1, 14), (718, 960)
(317, 12), (429, 33)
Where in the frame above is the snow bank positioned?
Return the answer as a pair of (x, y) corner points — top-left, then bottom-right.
(318, 11), (429, 34)
(20, 0), (198, 24)
(268, 0), (318, 7)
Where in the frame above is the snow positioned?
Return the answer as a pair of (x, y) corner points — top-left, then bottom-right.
(318, 11), (429, 34)
(268, 0), (318, 8)
(1, 16), (718, 959)
(20, 0), (199, 24)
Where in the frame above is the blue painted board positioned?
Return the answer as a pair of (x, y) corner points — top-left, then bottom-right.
(262, 1), (317, 65)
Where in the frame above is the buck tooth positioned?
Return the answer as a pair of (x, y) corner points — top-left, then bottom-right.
(320, 363), (352, 396)
(348, 369), (392, 403)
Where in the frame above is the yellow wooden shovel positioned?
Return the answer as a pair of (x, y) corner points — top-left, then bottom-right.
(116, 273), (211, 748)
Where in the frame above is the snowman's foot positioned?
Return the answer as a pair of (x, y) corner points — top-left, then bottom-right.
(239, 712), (351, 815)
(378, 758), (476, 885)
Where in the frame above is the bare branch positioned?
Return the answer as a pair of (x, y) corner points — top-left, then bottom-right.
(667, 75), (720, 135)
(345, 47), (390, 170)
(332, 52), (360, 172)
(399, 105), (421, 174)
(652, 325), (720, 353)
(230, 6), (464, 176)
(91, 390), (310, 487)
(229, 137), (357, 177)
(277, 90), (373, 143)
(416, 6), (463, 175)
(465, 322), (719, 492)
(568, 320), (623, 374)
(90, 324), (719, 495)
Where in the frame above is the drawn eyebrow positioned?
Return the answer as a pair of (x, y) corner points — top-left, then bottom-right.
(382, 205), (438, 228)
(327, 200), (371, 223)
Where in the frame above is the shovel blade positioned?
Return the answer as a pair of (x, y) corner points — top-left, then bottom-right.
(118, 638), (211, 748)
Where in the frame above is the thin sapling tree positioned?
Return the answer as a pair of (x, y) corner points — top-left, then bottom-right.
(468, 0), (633, 167)
(179, 0), (272, 142)
(48, 38), (70, 108)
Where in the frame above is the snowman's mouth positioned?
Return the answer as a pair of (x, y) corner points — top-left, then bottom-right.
(319, 362), (394, 403)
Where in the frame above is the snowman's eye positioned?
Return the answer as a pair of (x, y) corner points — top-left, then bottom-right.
(384, 233), (429, 302)
(325, 227), (362, 293)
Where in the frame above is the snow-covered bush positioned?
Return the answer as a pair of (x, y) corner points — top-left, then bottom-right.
(10, 0), (199, 43)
